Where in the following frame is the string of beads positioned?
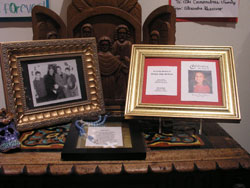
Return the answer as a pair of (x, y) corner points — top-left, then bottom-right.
(74, 115), (108, 136)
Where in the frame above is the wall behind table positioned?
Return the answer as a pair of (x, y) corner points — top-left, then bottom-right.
(0, 0), (249, 153)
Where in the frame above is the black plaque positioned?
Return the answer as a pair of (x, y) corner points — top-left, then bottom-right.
(61, 121), (146, 161)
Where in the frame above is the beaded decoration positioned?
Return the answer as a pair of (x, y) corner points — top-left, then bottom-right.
(74, 115), (108, 137)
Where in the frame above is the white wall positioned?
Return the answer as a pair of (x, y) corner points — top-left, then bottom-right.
(0, 0), (249, 153)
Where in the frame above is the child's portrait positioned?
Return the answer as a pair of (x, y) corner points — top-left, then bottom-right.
(188, 71), (212, 94)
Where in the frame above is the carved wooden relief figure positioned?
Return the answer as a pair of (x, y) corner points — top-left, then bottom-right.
(81, 23), (94, 37)
(98, 36), (129, 104)
(32, 6), (67, 40)
(67, 1), (141, 107)
(112, 25), (132, 67)
(143, 5), (176, 45)
(150, 30), (160, 44)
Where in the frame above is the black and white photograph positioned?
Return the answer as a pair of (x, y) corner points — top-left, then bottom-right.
(23, 57), (85, 108)
(0, 38), (104, 131)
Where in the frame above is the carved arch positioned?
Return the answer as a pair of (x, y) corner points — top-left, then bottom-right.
(143, 5), (176, 45)
(32, 5), (67, 40)
(67, 0), (141, 25)
(67, 6), (141, 44)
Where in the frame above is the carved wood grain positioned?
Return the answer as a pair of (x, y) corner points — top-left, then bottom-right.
(26, 165), (48, 175)
(123, 164), (148, 174)
(195, 161), (217, 171)
(49, 165), (73, 175)
(0, 148), (249, 175)
(173, 161), (195, 172)
(143, 5), (176, 45)
(32, 5), (67, 40)
(239, 158), (250, 169)
(68, 0), (141, 25)
(74, 164), (97, 175)
(2, 165), (24, 175)
(98, 164), (123, 175)
(149, 162), (173, 173)
(216, 159), (240, 170)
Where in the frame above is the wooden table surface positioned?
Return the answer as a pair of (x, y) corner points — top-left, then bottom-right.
(0, 122), (249, 176)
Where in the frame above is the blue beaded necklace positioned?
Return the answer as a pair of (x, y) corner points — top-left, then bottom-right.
(74, 115), (108, 137)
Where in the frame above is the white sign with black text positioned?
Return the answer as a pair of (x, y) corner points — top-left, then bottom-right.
(85, 127), (123, 148)
(171, 0), (238, 18)
(146, 66), (178, 96)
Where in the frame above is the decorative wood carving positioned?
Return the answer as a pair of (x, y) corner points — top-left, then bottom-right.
(67, 0), (141, 25)
(31, 2), (142, 114)
(143, 5), (176, 45)
(98, 36), (129, 103)
(67, 1), (141, 108)
(0, 148), (249, 175)
(32, 5), (67, 40)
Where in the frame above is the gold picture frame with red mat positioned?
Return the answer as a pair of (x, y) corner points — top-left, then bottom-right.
(125, 45), (241, 121)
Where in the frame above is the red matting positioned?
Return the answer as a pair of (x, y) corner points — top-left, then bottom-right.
(142, 58), (223, 106)
(175, 17), (238, 22)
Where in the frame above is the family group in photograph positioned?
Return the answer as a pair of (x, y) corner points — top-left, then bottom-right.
(33, 64), (78, 103)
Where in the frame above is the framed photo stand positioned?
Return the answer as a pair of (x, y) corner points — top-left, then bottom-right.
(0, 38), (105, 131)
(125, 45), (241, 121)
(61, 121), (146, 161)
(124, 45), (240, 149)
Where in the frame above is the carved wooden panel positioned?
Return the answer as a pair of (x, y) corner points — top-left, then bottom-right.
(67, 0), (141, 25)
(143, 5), (176, 45)
(67, 2), (141, 109)
(32, 5), (67, 40)
(31, 2), (142, 113)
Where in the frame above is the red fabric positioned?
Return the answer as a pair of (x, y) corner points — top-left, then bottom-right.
(142, 58), (223, 106)
(193, 84), (211, 93)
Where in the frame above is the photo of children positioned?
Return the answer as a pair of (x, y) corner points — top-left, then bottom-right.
(28, 59), (82, 107)
(181, 61), (218, 103)
(188, 71), (212, 94)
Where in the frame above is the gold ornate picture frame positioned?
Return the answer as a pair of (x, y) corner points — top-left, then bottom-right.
(125, 45), (241, 121)
(0, 38), (105, 131)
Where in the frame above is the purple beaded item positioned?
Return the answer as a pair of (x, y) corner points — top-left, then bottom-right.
(0, 109), (20, 152)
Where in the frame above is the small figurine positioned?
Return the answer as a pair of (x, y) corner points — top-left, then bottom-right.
(0, 108), (20, 152)
(149, 30), (160, 44)
(112, 24), (132, 66)
(98, 36), (128, 102)
(81, 23), (94, 37)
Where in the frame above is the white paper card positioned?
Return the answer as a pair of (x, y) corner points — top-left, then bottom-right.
(0, 0), (48, 18)
(85, 127), (123, 148)
(171, 0), (239, 18)
(181, 61), (219, 102)
(146, 66), (177, 96)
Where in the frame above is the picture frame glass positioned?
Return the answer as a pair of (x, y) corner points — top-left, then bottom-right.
(76, 122), (132, 149)
(125, 45), (240, 120)
(0, 38), (105, 131)
(142, 58), (223, 106)
(21, 55), (87, 110)
(61, 121), (146, 161)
